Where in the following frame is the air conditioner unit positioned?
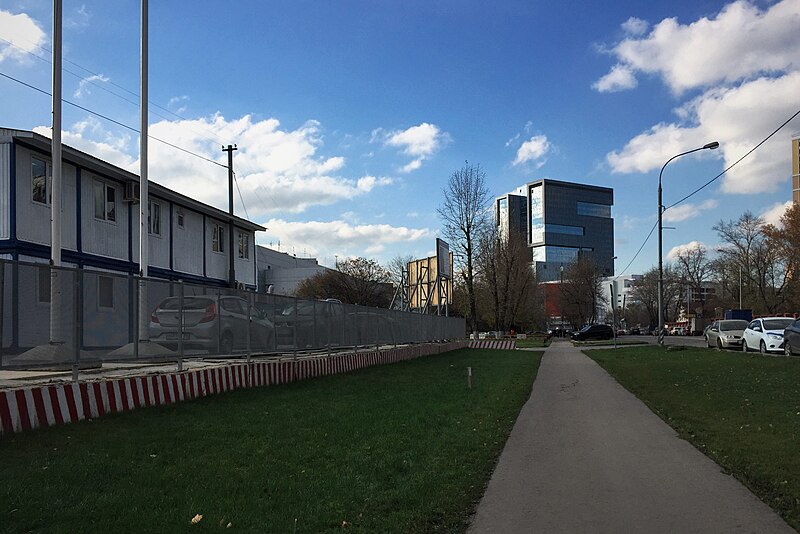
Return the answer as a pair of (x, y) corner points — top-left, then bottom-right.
(123, 182), (140, 203)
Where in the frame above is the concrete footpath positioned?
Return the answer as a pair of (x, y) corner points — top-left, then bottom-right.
(469, 340), (794, 533)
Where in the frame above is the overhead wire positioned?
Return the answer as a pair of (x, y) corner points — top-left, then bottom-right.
(0, 36), (229, 146)
(0, 70), (226, 169)
(614, 105), (800, 279)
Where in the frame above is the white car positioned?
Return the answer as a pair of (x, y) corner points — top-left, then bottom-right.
(742, 317), (796, 354)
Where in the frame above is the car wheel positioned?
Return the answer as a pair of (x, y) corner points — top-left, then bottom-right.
(742, 340), (748, 353)
(760, 340), (767, 355)
(220, 331), (234, 354)
(717, 338), (723, 350)
(785, 342), (792, 357)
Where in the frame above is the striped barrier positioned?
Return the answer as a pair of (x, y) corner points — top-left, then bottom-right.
(0, 341), (467, 437)
(468, 340), (517, 350)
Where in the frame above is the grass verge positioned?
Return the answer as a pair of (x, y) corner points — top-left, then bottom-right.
(1, 348), (542, 533)
(515, 337), (551, 348)
(587, 345), (800, 530)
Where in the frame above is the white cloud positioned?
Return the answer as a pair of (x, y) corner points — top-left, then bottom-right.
(38, 114), (393, 215)
(667, 240), (707, 260)
(167, 95), (189, 114)
(33, 118), (135, 169)
(0, 10), (46, 64)
(606, 71), (800, 193)
(380, 122), (450, 173)
(74, 74), (109, 98)
(663, 199), (718, 223)
(592, 64), (637, 93)
(261, 219), (434, 257)
(513, 135), (551, 166)
(621, 17), (649, 36)
(760, 200), (793, 226)
(595, 0), (800, 95)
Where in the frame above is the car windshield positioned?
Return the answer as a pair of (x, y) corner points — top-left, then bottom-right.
(579, 326), (591, 332)
(720, 320), (748, 331)
(763, 318), (793, 330)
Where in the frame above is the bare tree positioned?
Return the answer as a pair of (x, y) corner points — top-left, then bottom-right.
(438, 161), (490, 335)
(673, 243), (712, 315)
(713, 212), (789, 313)
(295, 257), (393, 307)
(476, 227), (539, 332)
(560, 255), (606, 328)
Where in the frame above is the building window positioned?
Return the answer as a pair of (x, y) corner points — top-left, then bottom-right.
(32, 157), (51, 205)
(37, 266), (51, 303)
(177, 208), (185, 229)
(238, 232), (249, 259)
(148, 201), (161, 235)
(98, 276), (114, 309)
(545, 224), (584, 236)
(93, 180), (117, 222)
(212, 224), (225, 253)
(577, 201), (611, 218)
(497, 197), (508, 227)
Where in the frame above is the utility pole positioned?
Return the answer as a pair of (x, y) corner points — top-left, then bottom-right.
(223, 144), (238, 289)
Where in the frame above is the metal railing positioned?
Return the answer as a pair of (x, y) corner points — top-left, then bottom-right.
(0, 259), (465, 371)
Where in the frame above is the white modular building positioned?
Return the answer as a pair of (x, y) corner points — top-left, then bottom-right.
(0, 128), (265, 351)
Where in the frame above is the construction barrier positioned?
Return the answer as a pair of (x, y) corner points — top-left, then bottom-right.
(0, 341), (467, 437)
(468, 340), (517, 350)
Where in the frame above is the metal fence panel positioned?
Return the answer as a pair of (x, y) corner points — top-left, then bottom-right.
(0, 258), (465, 369)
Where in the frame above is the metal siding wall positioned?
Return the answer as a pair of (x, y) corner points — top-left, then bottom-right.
(0, 144), (8, 239)
(81, 172), (129, 260)
(205, 217), (228, 281)
(14, 147), (78, 251)
(172, 207), (204, 276)
(148, 198), (170, 269)
(233, 227), (255, 285)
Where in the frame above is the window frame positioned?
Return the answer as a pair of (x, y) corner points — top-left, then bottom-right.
(238, 231), (249, 259)
(93, 179), (118, 224)
(97, 275), (115, 311)
(31, 156), (52, 206)
(176, 207), (185, 229)
(212, 223), (225, 253)
(148, 200), (162, 236)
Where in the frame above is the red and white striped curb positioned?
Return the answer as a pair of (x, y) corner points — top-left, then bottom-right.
(468, 340), (517, 350)
(0, 341), (467, 436)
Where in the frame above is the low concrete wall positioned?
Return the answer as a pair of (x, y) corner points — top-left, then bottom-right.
(0, 341), (468, 436)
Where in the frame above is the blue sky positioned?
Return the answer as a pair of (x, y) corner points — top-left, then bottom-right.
(1, 0), (798, 273)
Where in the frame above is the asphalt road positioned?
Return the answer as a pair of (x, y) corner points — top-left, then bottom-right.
(469, 340), (792, 533)
(625, 334), (709, 348)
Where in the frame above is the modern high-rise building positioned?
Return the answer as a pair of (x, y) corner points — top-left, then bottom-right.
(792, 134), (799, 205)
(495, 178), (614, 282)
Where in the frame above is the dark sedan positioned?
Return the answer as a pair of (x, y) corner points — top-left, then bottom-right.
(571, 324), (614, 341)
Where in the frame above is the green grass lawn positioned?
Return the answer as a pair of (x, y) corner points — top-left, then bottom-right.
(0, 348), (542, 533)
(572, 338), (648, 347)
(587, 346), (800, 530)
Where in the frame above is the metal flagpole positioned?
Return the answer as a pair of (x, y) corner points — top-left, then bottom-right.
(49, 0), (64, 345)
(137, 0), (149, 343)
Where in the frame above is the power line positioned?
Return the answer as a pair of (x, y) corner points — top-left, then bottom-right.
(665, 106), (800, 211)
(0, 36), (228, 146)
(0, 70), (226, 169)
(615, 105), (800, 278)
(232, 172), (250, 221)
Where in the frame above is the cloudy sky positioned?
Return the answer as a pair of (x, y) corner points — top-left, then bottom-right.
(1, 0), (798, 271)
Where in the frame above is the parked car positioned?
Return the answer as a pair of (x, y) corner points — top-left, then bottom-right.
(571, 324), (614, 341)
(705, 319), (748, 349)
(742, 317), (795, 354)
(784, 319), (800, 356)
(629, 327), (641, 335)
(149, 295), (274, 354)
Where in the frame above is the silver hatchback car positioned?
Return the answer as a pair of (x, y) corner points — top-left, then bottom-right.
(149, 295), (274, 354)
(705, 319), (748, 350)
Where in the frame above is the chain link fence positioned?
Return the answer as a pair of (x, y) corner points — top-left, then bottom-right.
(0, 259), (465, 370)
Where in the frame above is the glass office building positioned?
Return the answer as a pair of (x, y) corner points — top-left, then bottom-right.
(495, 179), (614, 282)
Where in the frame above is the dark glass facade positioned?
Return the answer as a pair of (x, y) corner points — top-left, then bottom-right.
(496, 179), (614, 282)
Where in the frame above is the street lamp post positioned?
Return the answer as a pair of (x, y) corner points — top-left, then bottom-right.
(658, 141), (719, 345)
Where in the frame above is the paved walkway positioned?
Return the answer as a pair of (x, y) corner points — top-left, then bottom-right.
(469, 340), (794, 533)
